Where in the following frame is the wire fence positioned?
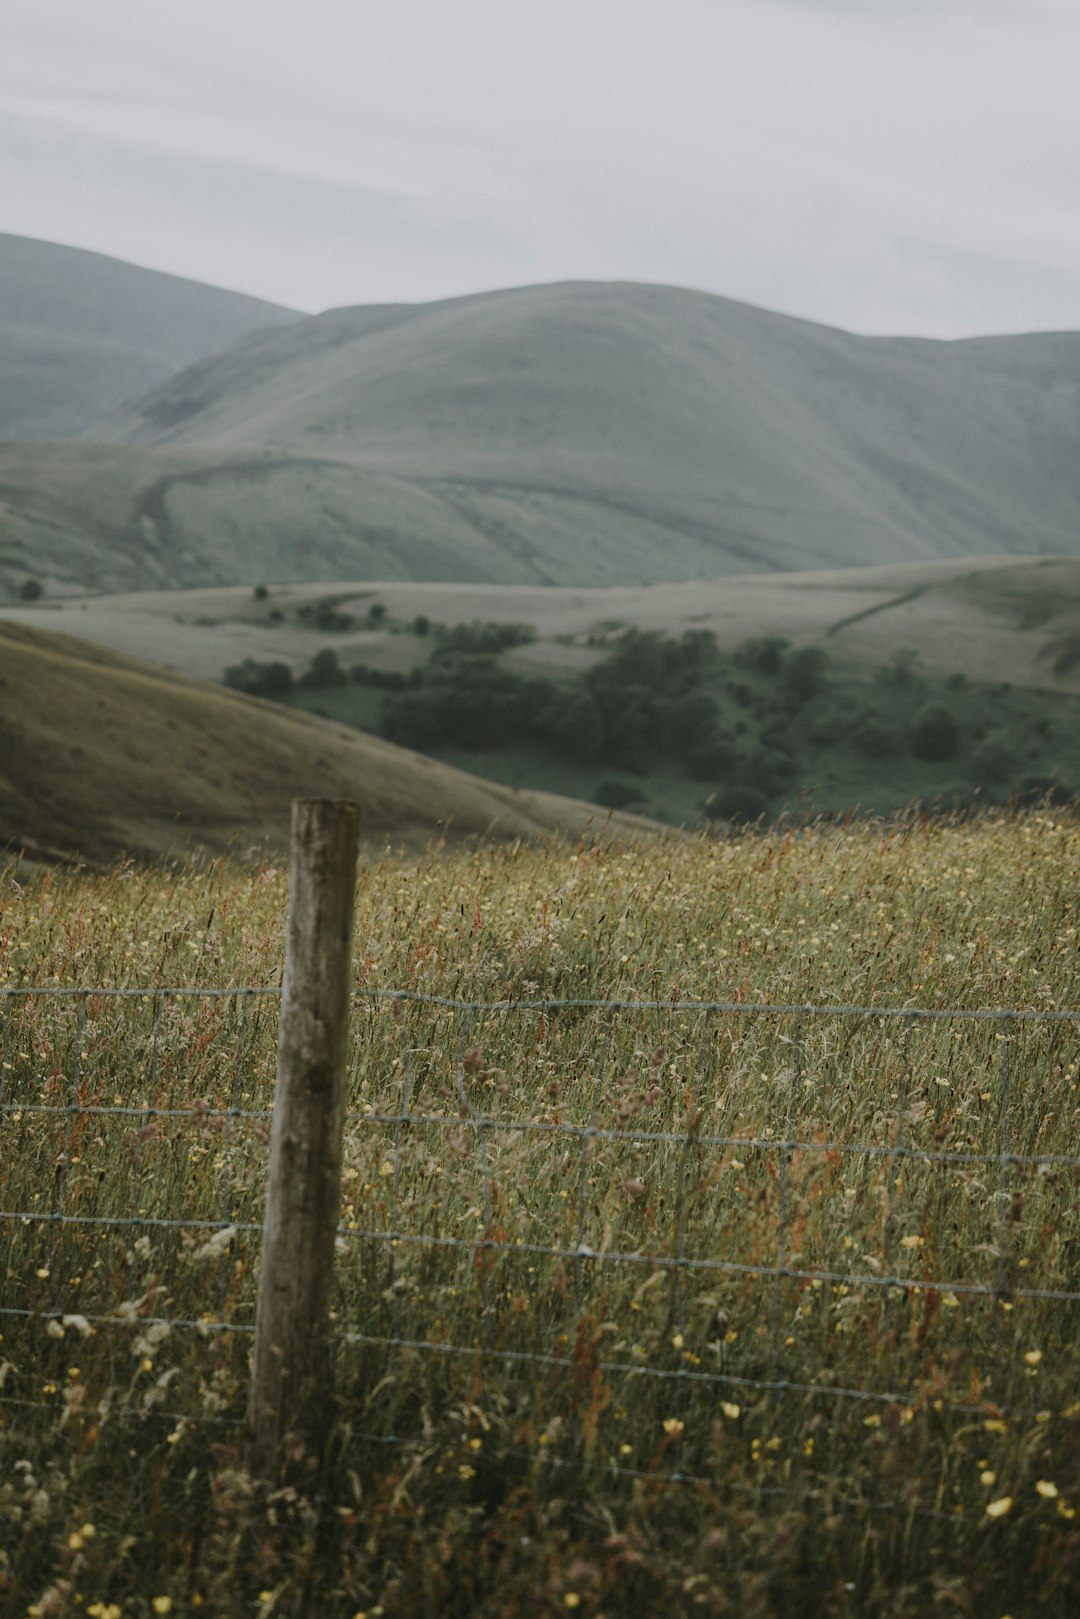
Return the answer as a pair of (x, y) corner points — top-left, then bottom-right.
(2, 983), (1079, 1495)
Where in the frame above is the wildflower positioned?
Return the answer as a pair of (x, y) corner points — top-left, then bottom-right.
(720, 1402), (740, 1421)
(35, 1268), (49, 1280)
(662, 1418), (685, 1438)
(458, 1464), (476, 1479)
(152, 1601), (173, 1616)
(670, 1334), (684, 1349)
(980, 1470), (996, 1487)
(564, 1597), (582, 1610)
(1035, 1480), (1059, 1499)
(900, 1235), (924, 1250)
(985, 1496), (1013, 1518)
(983, 1418), (1008, 1434)
(191, 1226), (237, 1262)
(1023, 1350), (1042, 1366)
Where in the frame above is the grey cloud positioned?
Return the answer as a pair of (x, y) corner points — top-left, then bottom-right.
(0, 108), (533, 309)
(764, 0), (1064, 16)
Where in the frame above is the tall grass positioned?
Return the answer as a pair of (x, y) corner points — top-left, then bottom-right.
(1, 812), (1078, 1617)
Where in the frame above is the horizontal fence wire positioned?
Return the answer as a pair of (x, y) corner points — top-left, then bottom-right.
(2, 983), (1079, 1504)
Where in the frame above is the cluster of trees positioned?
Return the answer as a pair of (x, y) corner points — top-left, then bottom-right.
(223, 621), (1071, 825)
(224, 658), (295, 698)
(378, 627), (784, 781)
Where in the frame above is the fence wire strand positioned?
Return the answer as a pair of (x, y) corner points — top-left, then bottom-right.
(3, 982), (1079, 1492)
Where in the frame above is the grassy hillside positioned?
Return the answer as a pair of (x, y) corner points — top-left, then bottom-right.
(4, 280), (1080, 595)
(106, 280), (1080, 576)
(2, 818), (1078, 1615)
(0, 621), (646, 867)
(6, 557), (1080, 827)
(7, 555), (1079, 690)
(0, 443), (525, 598)
(0, 233), (299, 440)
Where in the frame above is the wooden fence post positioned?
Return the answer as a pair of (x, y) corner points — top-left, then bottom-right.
(248, 799), (360, 1476)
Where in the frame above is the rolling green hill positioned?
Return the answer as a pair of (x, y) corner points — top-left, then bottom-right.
(0, 233), (299, 440)
(3, 271), (1080, 595)
(0, 620), (646, 867)
(105, 280), (1080, 579)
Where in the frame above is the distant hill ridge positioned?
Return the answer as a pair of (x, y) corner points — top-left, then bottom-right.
(0, 233), (299, 440)
(1, 238), (1079, 591)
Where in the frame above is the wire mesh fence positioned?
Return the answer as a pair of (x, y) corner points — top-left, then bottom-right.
(2, 983), (1079, 1497)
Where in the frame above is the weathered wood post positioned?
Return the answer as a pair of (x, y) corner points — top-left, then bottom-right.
(248, 799), (360, 1476)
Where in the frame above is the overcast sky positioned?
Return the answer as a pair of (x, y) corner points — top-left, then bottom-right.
(3, 0), (1080, 336)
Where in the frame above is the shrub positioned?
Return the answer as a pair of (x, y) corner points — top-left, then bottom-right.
(738, 748), (796, 796)
(665, 690), (720, 753)
(603, 707), (651, 773)
(908, 703), (960, 762)
(968, 739), (1021, 788)
(18, 577), (42, 601)
(808, 715), (841, 748)
(297, 600), (355, 632)
(878, 647), (920, 687)
(735, 636), (788, 677)
(934, 783), (977, 815)
(434, 621), (534, 656)
(538, 690), (605, 761)
(781, 645), (829, 703)
(223, 659), (294, 698)
(1046, 631), (1080, 677)
(1017, 775), (1076, 808)
(706, 785), (769, 824)
(593, 779), (645, 810)
(300, 648), (348, 689)
(851, 716), (902, 760)
(686, 732), (741, 781)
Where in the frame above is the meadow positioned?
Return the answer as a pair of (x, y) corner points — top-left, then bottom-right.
(1, 811), (1079, 1617)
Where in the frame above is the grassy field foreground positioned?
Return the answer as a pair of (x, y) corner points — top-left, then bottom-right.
(1, 814), (1079, 1617)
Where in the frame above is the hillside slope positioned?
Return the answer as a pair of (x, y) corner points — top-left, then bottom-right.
(105, 279), (1080, 577)
(5, 276), (1080, 594)
(0, 621), (644, 866)
(0, 233), (299, 440)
